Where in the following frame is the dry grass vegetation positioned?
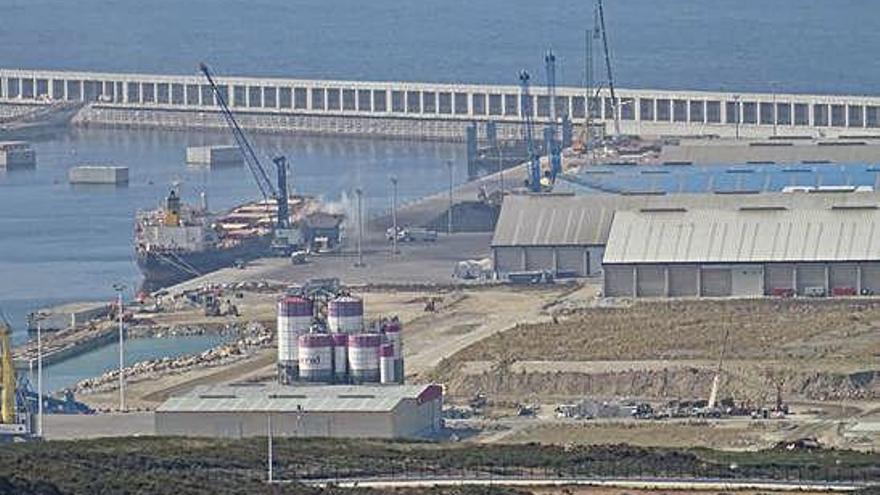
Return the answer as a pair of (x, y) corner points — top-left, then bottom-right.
(451, 299), (880, 363)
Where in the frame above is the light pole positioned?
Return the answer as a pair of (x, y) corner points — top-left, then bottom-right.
(771, 81), (778, 137)
(267, 414), (274, 483)
(354, 188), (364, 267)
(36, 317), (44, 437)
(496, 144), (504, 195)
(390, 176), (399, 256)
(733, 95), (741, 140)
(446, 161), (453, 235)
(113, 283), (126, 412)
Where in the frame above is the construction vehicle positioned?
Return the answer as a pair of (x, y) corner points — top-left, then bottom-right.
(199, 63), (299, 255)
(1, 318), (35, 441)
(700, 327), (730, 417)
(518, 70), (543, 193)
(544, 50), (562, 182)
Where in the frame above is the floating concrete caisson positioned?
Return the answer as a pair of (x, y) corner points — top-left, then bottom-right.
(68, 165), (129, 185)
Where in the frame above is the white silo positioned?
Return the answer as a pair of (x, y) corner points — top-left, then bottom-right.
(277, 295), (313, 383)
(347, 333), (380, 383)
(328, 295), (364, 333)
(331, 333), (348, 383)
(379, 343), (395, 385)
(381, 318), (403, 383)
(298, 334), (334, 383)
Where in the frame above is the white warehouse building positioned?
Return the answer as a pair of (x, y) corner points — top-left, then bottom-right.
(602, 207), (880, 298)
(155, 383), (443, 439)
(491, 192), (880, 280)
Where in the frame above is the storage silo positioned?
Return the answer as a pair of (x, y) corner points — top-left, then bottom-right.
(277, 295), (313, 383)
(347, 333), (380, 383)
(381, 318), (404, 384)
(331, 333), (348, 383)
(328, 295), (364, 333)
(298, 334), (334, 383)
(379, 344), (395, 385)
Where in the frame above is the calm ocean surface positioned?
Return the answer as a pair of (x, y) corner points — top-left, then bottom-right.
(1, 0), (876, 383)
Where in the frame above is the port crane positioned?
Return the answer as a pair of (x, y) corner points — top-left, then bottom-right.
(1, 316), (34, 441)
(518, 70), (542, 193)
(199, 63), (295, 254)
(544, 50), (562, 182)
(596, 0), (621, 139)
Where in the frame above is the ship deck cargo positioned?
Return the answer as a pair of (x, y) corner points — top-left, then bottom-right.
(69, 165), (129, 185)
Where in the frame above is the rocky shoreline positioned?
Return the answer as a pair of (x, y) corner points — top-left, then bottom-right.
(72, 321), (272, 399)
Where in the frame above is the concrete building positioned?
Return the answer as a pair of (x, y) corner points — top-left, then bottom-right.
(491, 191), (880, 279)
(155, 383), (443, 439)
(603, 207), (880, 298)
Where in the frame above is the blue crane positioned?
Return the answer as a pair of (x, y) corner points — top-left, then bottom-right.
(519, 70), (542, 193)
(199, 64), (292, 240)
(544, 50), (562, 182)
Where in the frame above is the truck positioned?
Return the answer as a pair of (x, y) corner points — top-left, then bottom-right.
(386, 227), (438, 243)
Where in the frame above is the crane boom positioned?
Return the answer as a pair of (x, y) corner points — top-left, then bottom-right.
(199, 63), (277, 201)
(544, 50), (562, 181)
(1, 320), (15, 425)
(519, 70), (542, 192)
(596, 0), (620, 138)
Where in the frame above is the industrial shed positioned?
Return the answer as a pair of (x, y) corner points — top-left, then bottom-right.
(491, 191), (880, 279)
(603, 207), (880, 298)
(155, 383), (443, 439)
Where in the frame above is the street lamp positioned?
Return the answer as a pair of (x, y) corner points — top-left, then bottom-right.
(30, 313), (46, 437)
(446, 161), (453, 235)
(733, 95), (741, 140)
(770, 81), (778, 137)
(354, 188), (364, 267)
(112, 283), (126, 412)
(390, 176), (399, 256)
(496, 143), (505, 195)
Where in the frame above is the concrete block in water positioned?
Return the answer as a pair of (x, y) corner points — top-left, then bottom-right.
(186, 145), (243, 166)
(68, 166), (129, 185)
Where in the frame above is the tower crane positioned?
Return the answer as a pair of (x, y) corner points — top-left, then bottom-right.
(199, 63), (294, 253)
(544, 50), (562, 182)
(518, 70), (542, 193)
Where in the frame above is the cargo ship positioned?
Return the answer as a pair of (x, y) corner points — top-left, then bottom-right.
(135, 189), (343, 291)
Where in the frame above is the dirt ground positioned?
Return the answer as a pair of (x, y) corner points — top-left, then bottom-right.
(77, 286), (567, 411)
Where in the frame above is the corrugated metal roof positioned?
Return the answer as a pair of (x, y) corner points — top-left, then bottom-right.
(603, 208), (880, 264)
(491, 192), (880, 247)
(156, 384), (433, 414)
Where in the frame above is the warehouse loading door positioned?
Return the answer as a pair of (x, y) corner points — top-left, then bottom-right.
(604, 265), (634, 297)
(556, 247), (587, 277)
(861, 263), (880, 295)
(700, 267), (732, 297)
(829, 264), (858, 295)
(494, 247), (523, 275)
(525, 247), (554, 271)
(796, 264), (826, 296)
(636, 265), (665, 297)
(668, 265), (698, 297)
(765, 264), (795, 295)
(731, 265), (763, 296)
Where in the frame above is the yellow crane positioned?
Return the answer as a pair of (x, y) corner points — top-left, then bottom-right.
(0, 319), (15, 425)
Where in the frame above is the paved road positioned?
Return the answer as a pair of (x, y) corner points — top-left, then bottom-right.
(302, 476), (866, 492)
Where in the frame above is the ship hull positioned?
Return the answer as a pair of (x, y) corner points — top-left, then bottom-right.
(137, 235), (273, 292)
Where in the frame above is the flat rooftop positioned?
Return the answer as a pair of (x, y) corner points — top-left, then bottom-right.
(157, 383), (441, 414)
